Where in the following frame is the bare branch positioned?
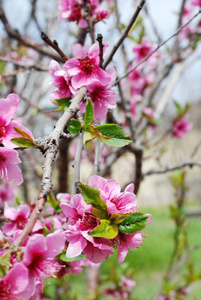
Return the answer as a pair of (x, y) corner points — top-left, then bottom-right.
(71, 131), (84, 196)
(0, 56), (48, 71)
(144, 160), (201, 177)
(103, 0), (146, 69)
(41, 32), (69, 62)
(116, 9), (201, 84)
(0, 2), (63, 62)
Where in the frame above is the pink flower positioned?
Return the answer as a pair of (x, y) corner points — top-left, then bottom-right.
(0, 263), (31, 300)
(80, 79), (117, 121)
(2, 203), (30, 236)
(117, 232), (143, 263)
(49, 60), (72, 100)
(58, 0), (88, 28)
(64, 225), (114, 263)
(132, 38), (155, 63)
(0, 93), (34, 148)
(64, 42), (112, 90)
(0, 147), (23, 185)
(172, 115), (193, 138)
(61, 193), (92, 226)
(0, 183), (16, 206)
(121, 276), (136, 290)
(192, 0), (201, 6)
(88, 175), (137, 215)
(23, 230), (65, 279)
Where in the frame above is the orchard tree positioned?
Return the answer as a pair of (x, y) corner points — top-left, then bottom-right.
(0, 0), (201, 299)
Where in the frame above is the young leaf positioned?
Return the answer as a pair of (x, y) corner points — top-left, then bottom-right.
(96, 124), (132, 147)
(79, 184), (108, 219)
(89, 219), (118, 239)
(59, 253), (86, 262)
(14, 127), (33, 140)
(83, 131), (96, 144)
(67, 119), (81, 135)
(53, 97), (71, 111)
(118, 212), (148, 234)
(11, 138), (37, 148)
(84, 100), (93, 128)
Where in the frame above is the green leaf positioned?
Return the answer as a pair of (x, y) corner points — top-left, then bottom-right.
(59, 252), (86, 262)
(43, 224), (50, 236)
(84, 100), (93, 127)
(14, 127), (33, 140)
(173, 101), (182, 116)
(79, 184), (108, 219)
(118, 212), (148, 234)
(110, 213), (132, 224)
(90, 219), (118, 239)
(47, 192), (57, 209)
(67, 119), (82, 135)
(96, 124), (132, 147)
(53, 97), (71, 111)
(0, 251), (12, 277)
(83, 131), (96, 144)
(11, 138), (37, 148)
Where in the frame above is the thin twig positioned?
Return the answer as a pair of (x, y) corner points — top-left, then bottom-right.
(41, 32), (69, 62)
(103, 0), (146, 69)
(0, 1), (63, 62)
(116, 9), (201, 84)
(71, 131), (84, 196)
(144, 160), (201, 177)
(96, 34), (104, 68)
(0, 56), (48, 71)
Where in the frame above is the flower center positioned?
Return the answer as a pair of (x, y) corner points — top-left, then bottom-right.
(78, 56), (95, 75)
(0, 155), (6, 163)
(0, 126), (6, 142)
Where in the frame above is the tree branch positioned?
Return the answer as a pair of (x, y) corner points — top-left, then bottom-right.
(103, 0), (146, 69)
(144, 160), (201, 177)
(13, 87), (87, 246)
(116, 9), (201, 84)
(0, 1), (63, 62)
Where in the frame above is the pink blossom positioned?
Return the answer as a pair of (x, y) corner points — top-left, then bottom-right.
(0, 183), (16, 206)
(172, 115), (193, 138)
(132, 38), (155, 63)
(121, 276), (136, 290)
(23, 230), (65, 279)
(192, 0), (201, 6)
(58, 0), (88, 28)
(71, 43), (89, 58)
(57, 192), (71, 203)
(80, 78), (117, 121)
(49, 60), (72, 100)
(64, 225), (114, 263)
(0, 147), (23, 185)
(117, 232), (143, 263)
(0, 263), (31, 300)
(92, 5), (112, 22)
(88, 175), (137, 215)
(2, 203), (30, 236)
(61, 193), (92, 226)
(0, 94), (34, 148)
(64, 42), (112, 90)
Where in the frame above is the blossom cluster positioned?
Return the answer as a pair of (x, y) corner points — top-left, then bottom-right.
(0, 174), (150, 299)
(49, 42), (117, 120)
(58, 0), (114, 28)
(60, 175), (151, 264)
(0, 94), (33, 187)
